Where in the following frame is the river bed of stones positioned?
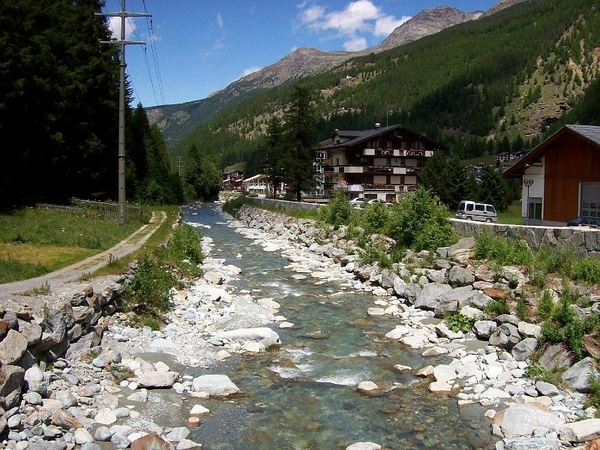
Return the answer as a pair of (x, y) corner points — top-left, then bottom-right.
(1, 204), (600, 450)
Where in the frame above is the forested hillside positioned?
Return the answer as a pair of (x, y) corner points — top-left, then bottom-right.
(175, 0), (600, 176)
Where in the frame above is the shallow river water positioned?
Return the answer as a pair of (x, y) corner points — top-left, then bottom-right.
(181, 205), (497, 450)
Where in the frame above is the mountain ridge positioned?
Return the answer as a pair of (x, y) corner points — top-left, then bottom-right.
(147, 3), (509, 143)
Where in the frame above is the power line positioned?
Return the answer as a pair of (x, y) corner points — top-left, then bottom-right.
(97, 0), (151, 226)
(143, 0), (166, 104)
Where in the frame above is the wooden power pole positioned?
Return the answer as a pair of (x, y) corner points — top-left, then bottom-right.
(97, 1), (150, 226)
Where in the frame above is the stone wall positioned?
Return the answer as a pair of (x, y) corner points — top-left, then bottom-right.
(451, 219), (600, 256)
(0, 268), (134, 415)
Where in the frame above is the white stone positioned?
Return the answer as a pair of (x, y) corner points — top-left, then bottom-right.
(429, 381), (453, 392)
(433, 364), (457, 383)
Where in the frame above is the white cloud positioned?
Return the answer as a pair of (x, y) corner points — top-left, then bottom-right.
(297, 1), (411, 50)
(240, 66), (262, 77)
(217, 12), (224, 29)
(374, 14), (411, 37)
(344, 36), (368, 51)
(108, 16), (136, 39)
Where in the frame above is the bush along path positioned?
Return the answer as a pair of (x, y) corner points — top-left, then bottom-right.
(1, 204), (600, 449)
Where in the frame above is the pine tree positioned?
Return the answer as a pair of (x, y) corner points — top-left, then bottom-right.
(0, 0), (119, 205)
(283, 85), (318, 202)
(439, 155), (468, 210)
(479, 165), (507, 210)
(263, 116), (286, 198)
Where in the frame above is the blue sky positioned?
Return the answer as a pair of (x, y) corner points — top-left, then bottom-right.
(103, 0), (499, 107)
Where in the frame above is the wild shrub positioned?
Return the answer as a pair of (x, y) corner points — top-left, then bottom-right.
(222, 195), (247, 217)
(516, 298), (529, 320)
(121, 222), (204, 325)
(317, 190), (354, 229)
(474, 231), (533, 266)
(537, 289), (555, 320)
(386, 188), (455, 252)
(122, 254), (177, 321)
(539, 285), (599, 361)
(484, 299), (510, 317)
(164, 223), (203, 275)
(446, 313), (476, 333)
(534, 244), (576, 278)
(358, 203), (389, 235)
(571, 257), (600, 284)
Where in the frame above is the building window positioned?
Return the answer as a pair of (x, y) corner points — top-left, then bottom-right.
(528, 197), (542, 220)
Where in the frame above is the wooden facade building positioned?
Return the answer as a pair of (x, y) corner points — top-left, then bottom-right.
(314, 124), (440, 202)
(504, 125), (600, 225)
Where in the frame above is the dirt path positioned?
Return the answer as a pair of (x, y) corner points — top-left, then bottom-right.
(0, 211), (166, 312)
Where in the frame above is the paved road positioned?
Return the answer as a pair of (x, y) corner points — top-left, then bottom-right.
(0, 211), (166, 307)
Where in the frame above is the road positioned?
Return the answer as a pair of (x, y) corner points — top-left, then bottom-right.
(0, 211), (166, 312)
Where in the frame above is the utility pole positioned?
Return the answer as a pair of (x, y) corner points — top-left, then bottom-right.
(97, 1), (150, 226)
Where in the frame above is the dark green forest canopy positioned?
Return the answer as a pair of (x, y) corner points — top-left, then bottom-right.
(0, 0), (120, 206)
(0, 0), (185, 208)
(176, 0), (600, 172)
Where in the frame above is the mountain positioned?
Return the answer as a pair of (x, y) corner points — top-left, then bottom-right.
(146, 5), (486, 144)
(373, 6), (483, 51)
(171, 0), (600, 176)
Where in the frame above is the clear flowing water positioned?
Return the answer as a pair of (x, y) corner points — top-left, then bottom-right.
(182, 205), (497, 450)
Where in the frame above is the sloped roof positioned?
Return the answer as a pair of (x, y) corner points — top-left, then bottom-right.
(504, 124), (600, 177)
(242, 174), (265, 182)
(318, 124), (439, 150)
(566, 124), (600, 144)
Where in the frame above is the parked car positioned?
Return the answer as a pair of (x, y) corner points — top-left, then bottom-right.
(367, 198), (389, 206)
(349, 197), (368, 208)
(567, 216), (600, 227)
(456, 200), (497, 223)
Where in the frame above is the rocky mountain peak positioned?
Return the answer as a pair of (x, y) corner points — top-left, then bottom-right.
(375, 6), (483, 51)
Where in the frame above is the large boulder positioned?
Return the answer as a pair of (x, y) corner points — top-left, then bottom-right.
(494, 403), (564, 439)
(191, 374), (241, 397)
(562, 357), (599, 393)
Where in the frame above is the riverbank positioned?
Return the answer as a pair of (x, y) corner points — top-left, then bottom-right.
(1, 203), (599, 449)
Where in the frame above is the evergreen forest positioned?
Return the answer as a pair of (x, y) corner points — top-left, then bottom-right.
(0, 0), (220, 209)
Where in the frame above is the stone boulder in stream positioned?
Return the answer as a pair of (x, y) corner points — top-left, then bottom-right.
(213, 327), (281, 350)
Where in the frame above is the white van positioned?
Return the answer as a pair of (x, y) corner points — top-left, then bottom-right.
(456, 200), (497, 223)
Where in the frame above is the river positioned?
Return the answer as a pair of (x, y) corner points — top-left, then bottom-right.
(181, 204), (496, 450)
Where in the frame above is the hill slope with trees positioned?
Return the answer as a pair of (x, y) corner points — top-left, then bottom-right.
(175, 0), (600, 177)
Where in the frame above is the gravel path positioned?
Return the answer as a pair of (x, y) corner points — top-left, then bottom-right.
(0, 210), (166, 314)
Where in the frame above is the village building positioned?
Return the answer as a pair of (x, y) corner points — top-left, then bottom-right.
(504, 124), (600, 225)
(314, 123), (440, 202)
(241, 174), (269, 196)
(222, 169), (244, 191)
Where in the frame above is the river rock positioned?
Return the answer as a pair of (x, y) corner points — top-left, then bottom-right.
(346, 442), (381, 450)
(562, 357), (599, 393)
(191, 374), (241, 397)
(213, 327), (281, 349)
(494, 403), (565, 438)
(138, 371), (179, 389)
(130, 433), (173, 449)
(561, 419), (600, 443)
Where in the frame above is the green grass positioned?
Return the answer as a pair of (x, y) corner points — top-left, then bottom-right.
(0, 207), (151, 283)
(498, 200), (523, 225)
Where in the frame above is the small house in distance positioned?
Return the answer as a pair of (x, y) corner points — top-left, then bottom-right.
(222, 169), (244, 191)
(314, 123), (440, 202)
(504, 124), (600, 225)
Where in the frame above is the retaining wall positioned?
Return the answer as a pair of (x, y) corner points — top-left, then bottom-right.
(244, 198), (600, 256)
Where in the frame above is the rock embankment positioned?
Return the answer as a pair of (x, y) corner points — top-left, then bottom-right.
(234, 205), (600, 450)
(1, 204), (600, 450)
